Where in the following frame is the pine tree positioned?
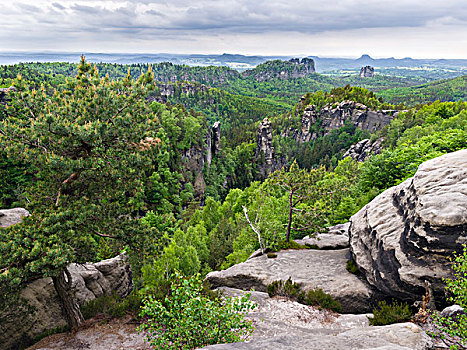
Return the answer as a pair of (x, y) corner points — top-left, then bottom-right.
(0, 56), (159, 328)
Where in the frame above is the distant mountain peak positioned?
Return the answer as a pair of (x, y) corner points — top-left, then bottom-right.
(356, 54), (374, 61)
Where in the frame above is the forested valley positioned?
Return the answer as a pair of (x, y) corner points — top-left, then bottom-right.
(1, 56), (466, 350)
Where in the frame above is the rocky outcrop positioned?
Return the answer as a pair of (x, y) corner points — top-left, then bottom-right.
(291, 101), (396, 143)
(295, 222), (350, 249)
(206, 248), (376, 313)
(206, 121), (221, 167)
(212, 121), (221, 156)
(360, 66), (375, 78)
(0, 86), (15, 104)
(200, 288), (432, 350)
(256, 118), (275, 178)
(0, 207), (30, 227)
(1, 254), (133, 350)
(349, 150), (467, 304)
(242, 58), (315, 82)
(343, 138), (383, 162)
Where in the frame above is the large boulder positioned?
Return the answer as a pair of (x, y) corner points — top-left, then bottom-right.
(201, 288), (432, 350)
(206, 248), (375, 313)
(350, 149), (467, 303)
(295, 222), (350, 249)
(0, 207), (30, 228)
(0, 254), (133, 350)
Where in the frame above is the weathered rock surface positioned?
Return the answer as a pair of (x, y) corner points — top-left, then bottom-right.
(256, 117), (285, 178)
(291, 101), (396, 143)
(350, 149), (467, 303)
(0, 207), (30, 228)
(26, 316), (151, 350)
(360, 65), (375, 78)
(206, 248), (375, 313)
(295, 222), (350, 249)
(1, 254), (133, 350)
(201, 288), (432, 350)
(343, 138), (383, 162)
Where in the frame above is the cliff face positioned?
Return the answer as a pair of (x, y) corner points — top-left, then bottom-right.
(255, 118), (285, 178)
(359, 66), (375, 78)
(289, 100), (397, 143)
(242, 58), (316, 82)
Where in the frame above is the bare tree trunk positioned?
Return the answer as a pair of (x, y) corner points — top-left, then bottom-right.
(52, 267), (84, 329)
(286, 191), (293, 242)
(242, 205), (264, 254)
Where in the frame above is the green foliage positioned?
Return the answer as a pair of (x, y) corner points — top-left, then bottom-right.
(267, 253), (277, 259)
(267, 277), (341, 312)
(346, 260), (360, 275)
(305, 288), (342, 313)
(431, 246), (467, 349)
(378, 75), (467, 106)
(359, 103), (467, 193)
(0, 57), (159, 326)
(274, 240), (310, 251)
(138, 272), (256, 349)
(369, 300), (412, 326)
(81, 292), (142, 320)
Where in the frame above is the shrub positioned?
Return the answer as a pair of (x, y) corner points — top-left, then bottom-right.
(81, 292), (142, 320)
(369, 300), (412, 326)
(431, 245), (467, 349)
(138, 272), (256, 349)
(346, 259), (360, 275)
(267, 278), (341, 312)
(305, 288), (342, 313)
(267, 278), (303, 300)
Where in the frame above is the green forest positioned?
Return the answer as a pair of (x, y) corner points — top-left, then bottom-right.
(1, 57), (466, 349)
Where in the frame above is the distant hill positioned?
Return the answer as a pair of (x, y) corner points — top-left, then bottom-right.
(1, 52), (466, 73)
(378, 75), (467, 105)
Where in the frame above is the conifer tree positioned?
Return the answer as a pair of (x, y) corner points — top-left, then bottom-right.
(0, 56), (159, 328)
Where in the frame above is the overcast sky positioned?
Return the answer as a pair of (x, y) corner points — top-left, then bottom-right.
(1, 0), (466, 58)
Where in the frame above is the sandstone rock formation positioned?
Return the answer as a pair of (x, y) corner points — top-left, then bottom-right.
(200, 288), (432, 350)
(360, 66), (375, 78)
(1, 254), (133, 350)
(291, 101), (396, 143)
(256, 118), (276, 178)
(0, 207), (30, 227)
(242, 58), (315, 82)
(0, 86), (16, 104)
(343, 138), (383, 162)
(206, 121), (221, 167)
(206, 248), (375, 313)
(295, 222), (350, 249)
(349, 149), (467, 304)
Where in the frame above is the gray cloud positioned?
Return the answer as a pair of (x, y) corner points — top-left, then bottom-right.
(0, 0), (465, 57)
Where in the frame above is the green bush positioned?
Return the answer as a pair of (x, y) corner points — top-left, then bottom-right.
(267, 278), (341, 312)
(346, 259), (360, 275)
(431, 245), (467, 349)
(369, 300), (412, 326)
(138, 272), (256, 349)
(267, 278), (303, 300)
(81, 292), (142, 320)
(305, 288), (342, 313)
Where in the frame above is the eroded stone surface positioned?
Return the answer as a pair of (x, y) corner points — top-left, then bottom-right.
(1, 254), (133, 350)
(296, 222), (350, 249)
(206, 248), (375, 313)
(349, 149), (467, 302)
(201, 289), (431, 350)
(0, 207), (30, 228)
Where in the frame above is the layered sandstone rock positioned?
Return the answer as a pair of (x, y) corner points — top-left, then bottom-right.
(349, 149), (467, 303)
